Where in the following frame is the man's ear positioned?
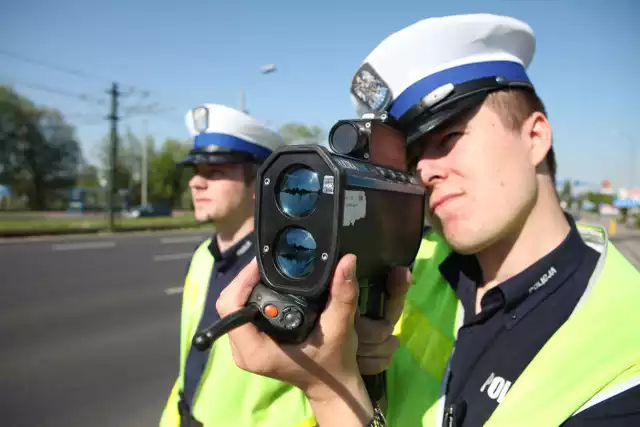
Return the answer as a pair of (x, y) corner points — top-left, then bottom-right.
(249, 177), (257, 202)
(522, 111), (553, 169)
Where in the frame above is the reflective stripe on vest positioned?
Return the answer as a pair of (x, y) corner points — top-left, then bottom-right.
(573, 373), (640, 415)
(387, 223), (640, 427)
(159, 239), (317, 427)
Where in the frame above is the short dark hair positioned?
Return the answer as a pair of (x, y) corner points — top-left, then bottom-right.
(242, 162), (259, 186)
(484, 89), (557, 184)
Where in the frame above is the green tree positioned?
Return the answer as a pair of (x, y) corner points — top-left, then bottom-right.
(278, 123), (325, 145)
(619, 207), (629, 224)
(585, 191), (615, 213)
(148, 138), (191, 208)
(94, 127), (144, 204)
(0, 86), (81, 209)
(560, 180), (573, 208)
(77, 164), (100, 188)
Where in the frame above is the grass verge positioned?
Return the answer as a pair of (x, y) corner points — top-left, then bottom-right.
(0, 216), (206, 237)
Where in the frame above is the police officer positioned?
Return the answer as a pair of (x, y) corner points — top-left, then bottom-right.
(214, 14), (640, 427)
(159, 104), (316, 427)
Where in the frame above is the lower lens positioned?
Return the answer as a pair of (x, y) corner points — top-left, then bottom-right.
(330, 122), (359, 154)
(274, 227), (317, 279)
(277, 166), (321, 218)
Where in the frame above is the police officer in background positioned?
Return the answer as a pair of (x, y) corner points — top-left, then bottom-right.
(214, 14), (640, 427)
(159, 104), (316, 427)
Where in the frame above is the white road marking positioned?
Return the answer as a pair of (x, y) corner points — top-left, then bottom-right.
(164, 286), (184, 295)
(0, 230), (210, 245)
(153, 252), (193, 262)
(52, 241), (116, 251)
(160, 236), (205, 244)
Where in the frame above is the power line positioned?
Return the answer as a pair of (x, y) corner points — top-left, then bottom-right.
(2, 78), (108, 106)
(0, 48), (105, 82)
(0, 48), (192, 104)
(64, 113), (108, 126)
(0, 49), (149, 97)
(2, 76), (178, 124)
(119, 91), (172, 118)
(121, 103), (177, 120)
(123, 89), (150, 110)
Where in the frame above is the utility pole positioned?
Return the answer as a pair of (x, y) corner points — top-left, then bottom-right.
(239, 89), (246, 113)
(629, 136), (635, 189)
(106, 82), (120, 232)
(141, 119), (149, 206)
(239, 65), (277, 114)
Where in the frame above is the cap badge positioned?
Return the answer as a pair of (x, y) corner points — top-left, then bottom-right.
(192, 105), (209, 134)
(350, 63), (392, 113)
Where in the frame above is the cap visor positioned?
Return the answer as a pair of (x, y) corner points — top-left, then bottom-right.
(177, 152), (258, 167)
(406, 92), (487, 146)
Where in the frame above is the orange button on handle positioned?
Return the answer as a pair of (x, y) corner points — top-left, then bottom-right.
(264, 304), (279, 318)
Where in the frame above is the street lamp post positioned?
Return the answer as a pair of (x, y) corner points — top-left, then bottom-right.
(240, 64), (277, 113)
(629, 135), (635, 189)
(612, 131), (637, 189)
(240, 90), (246, 114)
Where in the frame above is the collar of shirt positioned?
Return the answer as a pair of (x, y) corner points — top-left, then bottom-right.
(439, 214), (589, 325)
(208, 231), (255, 273)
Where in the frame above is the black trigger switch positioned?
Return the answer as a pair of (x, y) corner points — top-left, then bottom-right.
(282, 308), (303, 330)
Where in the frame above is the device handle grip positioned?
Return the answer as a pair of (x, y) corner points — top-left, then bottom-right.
(359, 272), (389, 403)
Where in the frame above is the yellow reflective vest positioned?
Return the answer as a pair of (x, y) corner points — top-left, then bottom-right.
(387, 223), (640, 426)
(159, 239), (316, 427)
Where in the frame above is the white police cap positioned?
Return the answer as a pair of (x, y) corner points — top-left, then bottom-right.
(179, 104), (285, 166)
(350, 14), (536, 144)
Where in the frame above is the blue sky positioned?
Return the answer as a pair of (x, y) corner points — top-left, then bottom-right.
(1, 0), (638, 189)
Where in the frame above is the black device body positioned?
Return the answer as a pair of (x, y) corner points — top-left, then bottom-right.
(246, 115), (426, 402)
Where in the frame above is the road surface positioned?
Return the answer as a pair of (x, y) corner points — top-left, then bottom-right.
(577, 214), (640, 270)
(1, 221), (638, 427)
(0, 230), (212, 427)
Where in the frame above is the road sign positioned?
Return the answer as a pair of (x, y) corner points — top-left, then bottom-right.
(600, 179), (614, 195)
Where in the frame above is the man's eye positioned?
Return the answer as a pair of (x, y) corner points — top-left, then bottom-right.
(196, 169), (224, 179)
(440, 132), (463, 146)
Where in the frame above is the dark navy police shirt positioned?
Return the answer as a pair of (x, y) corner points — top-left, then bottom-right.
(440, 216), (640, 426)
(181, 231), (255, 409)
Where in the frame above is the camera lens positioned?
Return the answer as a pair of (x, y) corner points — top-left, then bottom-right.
(276, 166), (321, 218)
(274, 227), (317, 279)
(330, 122), (359, 154)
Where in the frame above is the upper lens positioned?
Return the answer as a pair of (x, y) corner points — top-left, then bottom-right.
(274, 227), (317, 279)
(330, 122), (359, 154)
(276, 166), (321, 218)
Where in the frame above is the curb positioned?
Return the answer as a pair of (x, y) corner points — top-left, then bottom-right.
(0, 223), (207, 239)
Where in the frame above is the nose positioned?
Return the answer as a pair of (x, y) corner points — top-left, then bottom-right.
(416, 156), (447, 189)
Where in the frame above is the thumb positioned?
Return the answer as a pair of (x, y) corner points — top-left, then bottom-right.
(319, 254), (359, 335)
